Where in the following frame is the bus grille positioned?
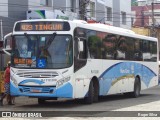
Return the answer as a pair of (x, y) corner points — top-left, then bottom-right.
(18, 86), (55, 93)
(16, 71), (58, 78)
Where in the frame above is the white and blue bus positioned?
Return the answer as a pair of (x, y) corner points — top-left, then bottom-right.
(3, 19), (158, 104)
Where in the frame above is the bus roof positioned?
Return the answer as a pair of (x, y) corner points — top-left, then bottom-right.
(13, 19), (157, 42)
(71, 21), (157, 42)
(69, 20), (157, 42)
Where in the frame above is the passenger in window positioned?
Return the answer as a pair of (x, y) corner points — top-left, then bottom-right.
(39, 46), (50, 58)
(134, 41), (142, 61)
(134, 52), (142, 61)
(143, 42), (148, 52)
(134, 51), (142, 61)
(102, 35), (116, 59)
(39, 46), (51, 67)
(116, 37), (127, 60)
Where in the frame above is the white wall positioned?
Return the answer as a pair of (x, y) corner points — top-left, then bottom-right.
(28, 0), (53, 11)
(0, 0), (8, 17)
(120, 0), (131, 29)
(105, 0), (112, 7)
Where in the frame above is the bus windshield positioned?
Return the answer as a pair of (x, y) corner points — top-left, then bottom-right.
(12, 34), (73, 69)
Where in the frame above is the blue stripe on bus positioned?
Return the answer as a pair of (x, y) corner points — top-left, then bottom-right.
(19, 79), (45, 85)
(99, 62), (157, 95)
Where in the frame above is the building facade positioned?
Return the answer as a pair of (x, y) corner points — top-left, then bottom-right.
(0, 0), (132, 70)
(86, 0), (131, 29)
(132, 2), (160, 28)
(132, 0), (160, 55)
(138, 0), (160, 6)
(0, 0), (132, 37)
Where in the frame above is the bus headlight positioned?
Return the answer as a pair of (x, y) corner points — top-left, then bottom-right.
(56, 76), (71, 88)
(10, 76), (18, 86)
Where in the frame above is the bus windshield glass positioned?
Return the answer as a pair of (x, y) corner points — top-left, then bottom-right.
(12, 34), (73, 69)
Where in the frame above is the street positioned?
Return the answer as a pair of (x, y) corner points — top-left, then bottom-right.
(0, 85), (160, 117)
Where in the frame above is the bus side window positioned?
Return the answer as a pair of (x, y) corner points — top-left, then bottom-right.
(102, 34), (116, 59)
(142, 41), (150, 61)
(150, 41), (157, 62)
(134, 39), (142, 61)
(124, 37), (134, 60)
(116, 36), (127, 60)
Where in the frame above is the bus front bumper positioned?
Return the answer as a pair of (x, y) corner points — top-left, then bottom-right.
(10, 82), (73, 98)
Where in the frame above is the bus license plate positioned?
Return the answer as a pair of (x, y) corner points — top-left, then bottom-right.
(31, 88), (41, 93)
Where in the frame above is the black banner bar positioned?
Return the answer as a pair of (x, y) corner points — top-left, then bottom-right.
(0, 111), (160, 117)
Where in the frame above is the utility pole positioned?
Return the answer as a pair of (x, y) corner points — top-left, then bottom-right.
(141, 7), (144, 27)
(151, 2), (156, 37)
(79, 0), (86, 20)
(0, 19), (3, 71)
(0, 19), (3, 41)
(79, 0), (89, 20)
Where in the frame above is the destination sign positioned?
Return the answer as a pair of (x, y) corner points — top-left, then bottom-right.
(15, 21), (70, 31)
(14, 58), (32, 65)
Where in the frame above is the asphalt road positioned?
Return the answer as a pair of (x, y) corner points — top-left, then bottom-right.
(1, 85), (160, 117)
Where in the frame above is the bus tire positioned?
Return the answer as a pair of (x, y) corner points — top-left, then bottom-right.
(93, 81), (99, 102)
(38, 98), (45, 104)
(131, 77), (141, 98)
(84, 81), (94, 104)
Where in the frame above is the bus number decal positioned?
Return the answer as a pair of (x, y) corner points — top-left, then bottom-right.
(21, 24), (33, 31)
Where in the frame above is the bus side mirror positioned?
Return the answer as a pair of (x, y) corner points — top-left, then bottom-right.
(3, 33), (12, 56)
(78, 40), (84, 52)
(75, 37), (86, 60)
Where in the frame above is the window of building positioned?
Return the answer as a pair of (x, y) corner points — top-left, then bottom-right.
(90, 1), (95, 18)
(40, 0), (49, 6)
(121, 11), (126, 25)
(106, 7), (112, 21)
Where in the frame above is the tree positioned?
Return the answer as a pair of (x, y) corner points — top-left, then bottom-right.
(131, 0), (138, 6)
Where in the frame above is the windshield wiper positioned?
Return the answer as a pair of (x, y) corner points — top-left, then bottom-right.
(24, 33), (31, 41)
(44, 32), (57, 49)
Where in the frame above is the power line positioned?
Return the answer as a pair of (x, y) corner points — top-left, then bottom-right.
(0, 3), (136, 16)
(3, 2), (160, 19)
(1, 2), (158, 27)
(0, 2), (152, 21)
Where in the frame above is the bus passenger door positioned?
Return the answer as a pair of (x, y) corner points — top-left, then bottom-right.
(74, 36), (87, 98)
(75, 76), (84, 98)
